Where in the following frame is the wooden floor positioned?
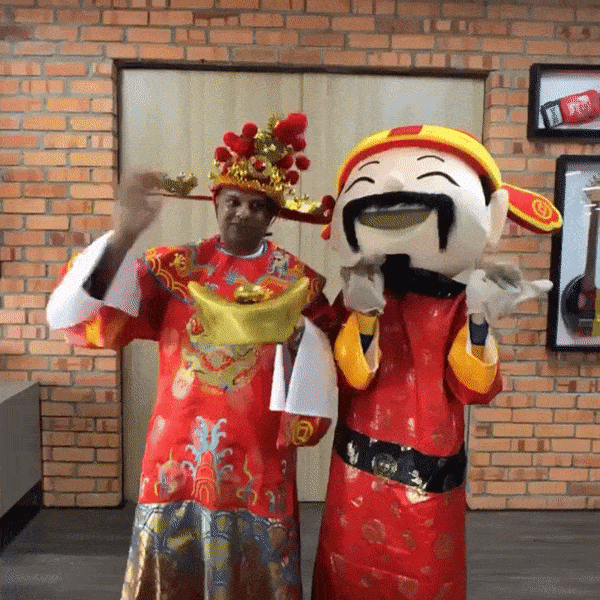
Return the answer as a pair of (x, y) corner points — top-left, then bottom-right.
(1, 503), (599, 599)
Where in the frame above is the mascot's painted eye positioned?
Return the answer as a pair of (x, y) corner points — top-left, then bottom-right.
(416, 171), (459, 186)
(344, 176), (375, 194)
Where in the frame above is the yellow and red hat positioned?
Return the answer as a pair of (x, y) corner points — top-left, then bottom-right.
(336, 124), (562, 234)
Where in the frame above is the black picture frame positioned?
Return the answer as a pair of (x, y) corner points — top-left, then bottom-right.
(548, 155), (600, 350)
(528, 63), (600, 140)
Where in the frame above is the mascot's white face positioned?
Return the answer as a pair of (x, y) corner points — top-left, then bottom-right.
(330, 146), (509, 278)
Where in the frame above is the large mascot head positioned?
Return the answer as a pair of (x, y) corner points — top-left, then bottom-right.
(329, 125), (561, 278)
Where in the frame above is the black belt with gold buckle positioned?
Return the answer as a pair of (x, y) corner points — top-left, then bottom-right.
(333, 422), (466, 493)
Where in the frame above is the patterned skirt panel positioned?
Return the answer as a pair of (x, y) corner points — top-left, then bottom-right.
(121, 501), (303, 600)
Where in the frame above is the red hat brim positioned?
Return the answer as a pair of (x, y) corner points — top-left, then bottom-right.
(504, 184), (562, 234)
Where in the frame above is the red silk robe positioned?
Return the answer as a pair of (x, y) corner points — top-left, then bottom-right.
(313, 288), (502, 600)
(57, 235), (331, 600)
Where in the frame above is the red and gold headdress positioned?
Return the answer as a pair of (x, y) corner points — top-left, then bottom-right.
(211, 112), (333, 223)
(212, 113), (308, 202)
(159, 113), (333, 224)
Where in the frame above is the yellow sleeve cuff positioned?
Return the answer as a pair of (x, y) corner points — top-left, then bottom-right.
(84, 311), (129, 349)
(334, 312), (380, 390)
(355, 312), (377, 335)
(448, 324), (498, 394)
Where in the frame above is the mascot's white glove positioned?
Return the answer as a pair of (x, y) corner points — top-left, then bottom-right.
(340, 257), (386, 315)
(466, 262), (552, 325)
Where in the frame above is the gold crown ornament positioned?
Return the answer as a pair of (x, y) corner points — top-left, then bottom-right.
(159, 173), (198, 197)
(153, 113), (334, 224)
(211, 113), (334, 224)
(187, 277), (309, 346)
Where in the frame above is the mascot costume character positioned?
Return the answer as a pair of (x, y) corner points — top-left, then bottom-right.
(312, 125), (562, 600)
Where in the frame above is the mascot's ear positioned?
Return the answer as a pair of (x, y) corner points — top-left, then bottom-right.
(488, 187), (509, 248)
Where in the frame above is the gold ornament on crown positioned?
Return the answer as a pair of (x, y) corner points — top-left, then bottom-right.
(159, 173), (198, 197)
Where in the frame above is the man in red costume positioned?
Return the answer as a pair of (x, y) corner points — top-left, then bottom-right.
(313, 125), (561, 600)
(47, 113), (337, 600)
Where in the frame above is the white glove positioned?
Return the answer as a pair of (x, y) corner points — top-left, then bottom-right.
(466, 263), (552, 325)
(340, 257), (386, 315)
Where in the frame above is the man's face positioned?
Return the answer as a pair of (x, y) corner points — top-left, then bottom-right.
(330, 146), (495, 277)
(215, 187), (277, 255)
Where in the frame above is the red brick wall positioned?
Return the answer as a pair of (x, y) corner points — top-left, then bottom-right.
(1, 0), (600, 508)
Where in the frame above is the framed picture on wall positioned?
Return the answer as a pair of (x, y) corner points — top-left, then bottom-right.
(548, 155), (600, 350)
(528, 63), (600, 140)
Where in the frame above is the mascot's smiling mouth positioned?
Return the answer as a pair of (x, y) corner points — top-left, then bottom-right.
(358, 203), (431, 230)
(343, 190), (455, 253)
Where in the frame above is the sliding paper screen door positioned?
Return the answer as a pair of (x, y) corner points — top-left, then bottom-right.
(120, 68), (484, 501)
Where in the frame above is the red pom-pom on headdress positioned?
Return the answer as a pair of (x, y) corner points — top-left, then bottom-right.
(277, 154), (294, 170)
(223, 131), (254, 158)
(293, 137), (307, 151)
(215, 146), (231, 162)
(237, 139), (255, 158)
(241, 122), (258, 138)
(285, 113), (308, 133)
(295, 155), (310, 170)
(223, 131), (238, 148)
(273, 121), (295, 145)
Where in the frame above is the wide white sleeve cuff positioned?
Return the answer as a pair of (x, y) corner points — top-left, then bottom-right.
(269, 318), (338, 420)
(46, 231), (141, 330)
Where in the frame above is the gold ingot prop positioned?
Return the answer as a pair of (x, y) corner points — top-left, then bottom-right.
(233, 282), (270, 304)
(187, 277), (309, 346)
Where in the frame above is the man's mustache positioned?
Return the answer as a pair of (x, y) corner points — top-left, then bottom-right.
(342, 190), (456, 253)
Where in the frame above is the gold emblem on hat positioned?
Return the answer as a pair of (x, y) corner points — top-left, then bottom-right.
(532, 197), (553, 220)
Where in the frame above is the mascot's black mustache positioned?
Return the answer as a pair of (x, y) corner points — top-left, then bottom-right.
(342, 190), (456, 252)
